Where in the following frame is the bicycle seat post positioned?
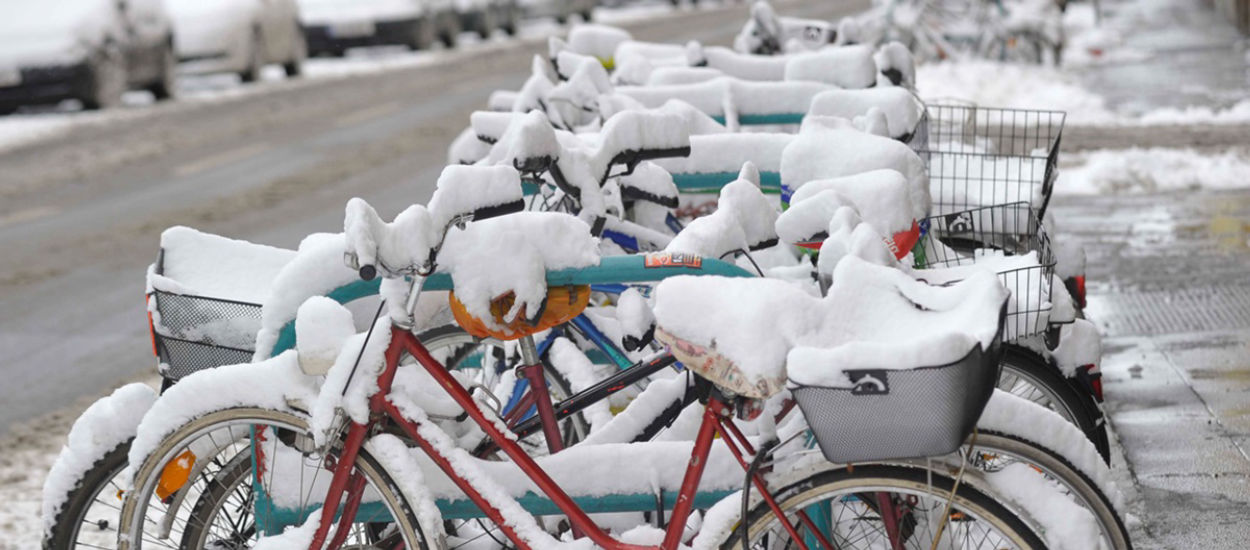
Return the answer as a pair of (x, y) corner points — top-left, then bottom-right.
(515, 334), (567, 456)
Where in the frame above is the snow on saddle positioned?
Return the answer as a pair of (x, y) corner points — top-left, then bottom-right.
(651, 255), (1008, 400)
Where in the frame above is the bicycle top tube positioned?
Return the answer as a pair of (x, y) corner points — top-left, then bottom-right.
(269, 254), (755, 356)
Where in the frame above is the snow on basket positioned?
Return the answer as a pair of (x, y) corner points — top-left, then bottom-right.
(916, 202), (1057, 341)
(787, 265), (1008, 464)
(147, 227), (295, 381)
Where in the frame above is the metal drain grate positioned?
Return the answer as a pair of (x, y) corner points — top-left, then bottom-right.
(1093, 284), (1250, 336)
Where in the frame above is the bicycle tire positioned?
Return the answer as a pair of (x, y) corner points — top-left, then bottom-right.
(116, 407), (431, 549)
(999, 345), (1111, 463)
(42, 440), (131, 550)
(970, 431), (1132, 550)
(726, 464), (1047, 549)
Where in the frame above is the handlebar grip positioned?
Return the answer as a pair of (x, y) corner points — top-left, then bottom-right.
(359, 265), (377, 281)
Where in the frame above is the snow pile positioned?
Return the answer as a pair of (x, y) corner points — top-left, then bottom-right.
(873, 41), (915, 88)
(294, 297), (357, 376)
(439, 212), (599, 330)
(617, 161), (679, 207)
(654, 133), (792, 177)
(427, 164), (525, 228)
(548, 57), (614, 127)
(807, 87), (925, 140)
(916, 249), (1051, 340)
(615, 287), (655, 351)
(815, 219), (900, 274)
(916, 61), (1116, 124)
(784, 169), (916, 240)
(780, 118), (929, 220)
(654, 256), (1006, 394)
(980, 389), (1124, 512)
(666, 167), (779, 258)
(616, 78), (831, 123)
(654, 276), (820, 397)
(566, 24), (633, 61)
(701, 45), (788, 81)
(481, 110), (560, 169)
(783, 45), (878, 89)
(787, 257), (1006, 387)
(1138, 99), (1250, 125)
(343, 198), (438, 274)
(986, 462), (1108, 550)
(254, 232), (362, 359)
(644, 66), (724, 86)
(41, 383), (156, 536)
(150, 226), (294, 303)
(1059, 147), (1250, 194)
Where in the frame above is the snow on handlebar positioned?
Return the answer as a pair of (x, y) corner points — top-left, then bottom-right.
(343, 165), (527, 281)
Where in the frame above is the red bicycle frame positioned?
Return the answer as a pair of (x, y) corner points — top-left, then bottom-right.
(305, 324), (833, 550)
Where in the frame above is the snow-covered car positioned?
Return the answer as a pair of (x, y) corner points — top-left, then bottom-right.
(521, 0), (597, 25)
(166, 0), (306, 81)
(297, 0), (462, 56)
(0, 0), (176, 112)
(457, 0), (520, 39)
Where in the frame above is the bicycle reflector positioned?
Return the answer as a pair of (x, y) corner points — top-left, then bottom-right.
(145, 294), (158, 357)
(1065, 275), (1087, 310)
(1078, 364), (1103, 403)
(156, 450), (196, 500)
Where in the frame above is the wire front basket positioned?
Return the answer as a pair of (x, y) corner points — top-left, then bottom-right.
(917, 203), (1055, 341)
(150, 289), (262, 382)
(919, 105), (1065, 219)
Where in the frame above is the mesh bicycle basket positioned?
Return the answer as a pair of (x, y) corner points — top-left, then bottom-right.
(149, 248), (263, 382)
(792, 306), (1006, 464)
(918, 104), (1065, 220)
(917, 202), (1056, 341)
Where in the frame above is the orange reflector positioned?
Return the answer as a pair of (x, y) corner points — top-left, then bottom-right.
(156, 450), (196, 500)
(145, 294), (158, 357)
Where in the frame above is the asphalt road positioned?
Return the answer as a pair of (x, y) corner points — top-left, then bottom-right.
(0, 0), (869, 433)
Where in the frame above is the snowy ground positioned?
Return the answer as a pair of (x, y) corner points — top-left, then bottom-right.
(917, 0), (1250, 126)
(1059, 147), (1250, 195)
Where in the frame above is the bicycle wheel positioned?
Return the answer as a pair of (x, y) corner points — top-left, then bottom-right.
(968, 431), (1132, 550)
(117, 407), (431, 549)
(997, 346), (1111, 463)
(727, 464), (1046, 549)
(43, 440), (131, 550)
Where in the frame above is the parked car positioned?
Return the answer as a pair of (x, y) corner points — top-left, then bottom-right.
(0, 0), (176, 112)
(296, 0), (462, 56)
(166, 0), (306, 81)
(457, 0), (520, 39)
(520, 0), (596, 24)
